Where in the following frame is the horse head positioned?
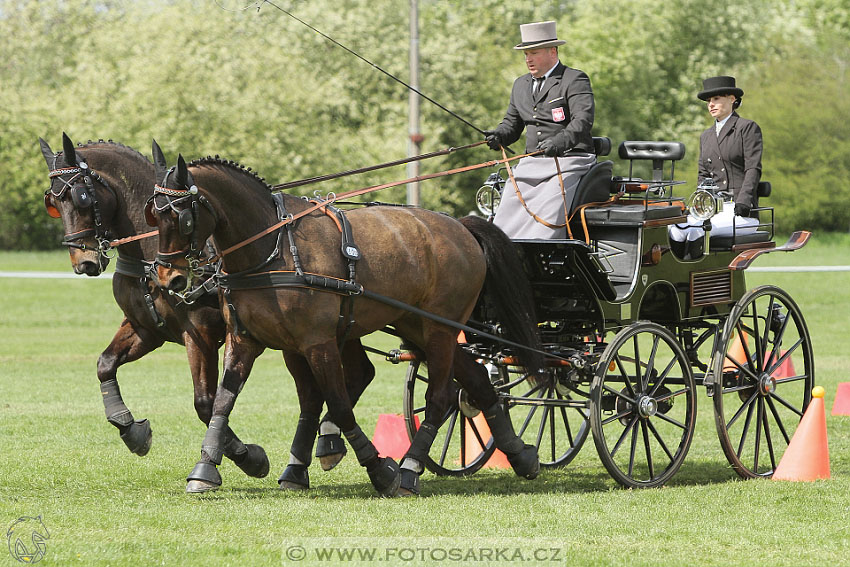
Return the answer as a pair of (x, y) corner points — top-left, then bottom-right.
(147, 151), (218, 293)
(40, 133), (120, 276)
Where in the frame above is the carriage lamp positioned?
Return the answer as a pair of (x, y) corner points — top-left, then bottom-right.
(476, 171), (504, 216)
(687, 178), (723, 221)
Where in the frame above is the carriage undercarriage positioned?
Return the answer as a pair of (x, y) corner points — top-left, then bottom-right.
(396, 141), (814, 488)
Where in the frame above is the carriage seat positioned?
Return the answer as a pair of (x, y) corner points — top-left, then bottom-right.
(709, 181), (774, 250)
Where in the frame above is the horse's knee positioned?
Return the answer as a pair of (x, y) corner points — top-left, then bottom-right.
(194, 395), (215, 424)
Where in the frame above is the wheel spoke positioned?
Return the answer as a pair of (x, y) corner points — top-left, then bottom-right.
(653, 411), (687, 430)
(517, 402), (540, 437)
(535, 403), (550, 452)
(726, 389), (758, 430)
(646, 418), (675, 461)
(440, 411), (458, 467)
(610, 414), (638, 458)
(467, 415), (488, 452)
(643, 335), (661, 393)
(761, 401), (777, 471)
(614, 355), (638, 398)
(641, 420), (655, 479)
(753, 397), (764, 471)
(632, 336), (643, 392)
(736, 396), (757, 458)
(602, 384), (637, 405)
(766, 337), (804, 375)
(647, 356), (679, 398)
(765, 396), (792, 445)
(758, 296), (776, 372)
(628, 417), (639, 477)
(769, 391), (805, 417)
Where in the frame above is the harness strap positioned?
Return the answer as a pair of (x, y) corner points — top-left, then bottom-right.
(207, 150), (537, 266)
(501, 148), (566, 229)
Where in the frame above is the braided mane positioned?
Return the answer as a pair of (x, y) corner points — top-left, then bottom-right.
(188, 155), (270, 191)
(77, 139), (151, 164)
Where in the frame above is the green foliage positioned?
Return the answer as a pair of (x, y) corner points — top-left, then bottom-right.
(1, 0), (847, 249)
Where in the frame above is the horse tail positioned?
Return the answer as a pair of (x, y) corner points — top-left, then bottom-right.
(460, 216), (544, 376)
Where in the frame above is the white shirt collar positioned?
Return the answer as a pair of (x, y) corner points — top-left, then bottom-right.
(532, 63), (559, 82)
(715, 112), (733, 135)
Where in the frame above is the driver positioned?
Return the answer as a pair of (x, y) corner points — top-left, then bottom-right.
(484, 20), (596, 239)
(669, 76), (762, 259)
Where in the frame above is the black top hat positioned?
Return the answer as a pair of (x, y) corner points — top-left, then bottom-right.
(697, 76), (744, 101)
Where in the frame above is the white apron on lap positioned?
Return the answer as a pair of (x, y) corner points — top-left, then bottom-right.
(493, 154), (596, 239)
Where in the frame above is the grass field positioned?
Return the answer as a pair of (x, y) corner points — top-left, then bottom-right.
(1, 234), (849, 566)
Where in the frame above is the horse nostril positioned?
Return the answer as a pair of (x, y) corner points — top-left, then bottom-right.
(168, 275), (188, 292)
(79, 260), (101, 277)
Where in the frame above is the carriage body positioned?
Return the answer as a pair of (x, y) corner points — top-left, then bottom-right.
(404, 140), (814, 487)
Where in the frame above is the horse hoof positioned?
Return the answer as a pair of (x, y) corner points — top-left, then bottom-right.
(120, 419), (153, 456)
(397, 469), (420, 497)
(316, 433), (347, 471)
(367, 457), (401, 497)
(278, 464), (309, 490)
(507, 444), (540, 480)
(234, 444), (270, 478)
(186, 479), (220, 494)
(319, 453), (345, 472)
(186, 461), (222, 493)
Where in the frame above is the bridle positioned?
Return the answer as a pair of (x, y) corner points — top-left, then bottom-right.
(149, 167), (218, 283)
(44, 153), (119, 264)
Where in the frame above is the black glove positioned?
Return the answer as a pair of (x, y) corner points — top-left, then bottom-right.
(483, 130), (503, 151)
(536, 137), (565, 157)
(734, 202), (752, 217)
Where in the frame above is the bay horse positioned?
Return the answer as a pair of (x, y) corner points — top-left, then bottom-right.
(38, 134), (275, 478)
(149, 154), (544, 496)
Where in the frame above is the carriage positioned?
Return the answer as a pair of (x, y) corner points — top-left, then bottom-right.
(42, 133), (813, 494)
(395, 139), (813, 488)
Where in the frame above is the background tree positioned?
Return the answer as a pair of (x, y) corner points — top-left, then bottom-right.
(0, 0), (847, 249)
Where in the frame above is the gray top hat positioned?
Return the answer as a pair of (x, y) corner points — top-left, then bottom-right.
(698, 76), (744, 101)
(514, 21), (566, 50)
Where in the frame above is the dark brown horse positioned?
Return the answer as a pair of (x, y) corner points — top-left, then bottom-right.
(39, 134), (272, 479)
(149, 155), (544, 496)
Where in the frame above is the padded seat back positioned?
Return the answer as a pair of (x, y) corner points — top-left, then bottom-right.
(570, 160), (614, 213)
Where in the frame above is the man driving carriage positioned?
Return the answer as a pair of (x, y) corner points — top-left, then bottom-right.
(484, 20), (596, 239)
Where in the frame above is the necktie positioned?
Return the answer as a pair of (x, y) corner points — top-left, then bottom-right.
(533, 77), (544, 96)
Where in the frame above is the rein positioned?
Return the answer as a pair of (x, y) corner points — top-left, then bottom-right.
(205, 148), (540, 266)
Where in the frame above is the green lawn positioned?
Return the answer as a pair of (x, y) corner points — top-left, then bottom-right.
(1, 234), (849, 566)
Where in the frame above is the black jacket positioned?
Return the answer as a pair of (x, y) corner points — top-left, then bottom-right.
(698, 112), (763, 208)
(493, 62), (595, 154)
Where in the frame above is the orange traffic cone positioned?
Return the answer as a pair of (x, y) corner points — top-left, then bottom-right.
(463, 413), (510, 469)
(373, 414), (418, 459)
(773, 386), (830, 481)
(832, 382), (850, 416)
(723, 331), (749, 372)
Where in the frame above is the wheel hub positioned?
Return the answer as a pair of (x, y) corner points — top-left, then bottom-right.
(458, 389), (480, 418)
(758, 373), (777, 396)
(637, 396), (658, 418)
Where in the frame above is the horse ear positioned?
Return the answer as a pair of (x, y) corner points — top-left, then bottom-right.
(176, 154), (188, 187)
(151, 139), (167, 180)
(38, 138), (55, 169)
(144, 198), (158, 227)
(61, 132), (77, 166)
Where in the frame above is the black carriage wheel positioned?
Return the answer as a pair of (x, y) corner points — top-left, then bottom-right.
(504, 368), (590, 468)
(712, 285), (814, 478)
(590, 322), (697, 488)
(402, 360), (496, 476)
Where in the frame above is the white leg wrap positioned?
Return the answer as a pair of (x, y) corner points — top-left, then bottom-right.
(288, 453), (306, 466)
(401, 457), (423, 474)
(319, 421), (341, 436)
